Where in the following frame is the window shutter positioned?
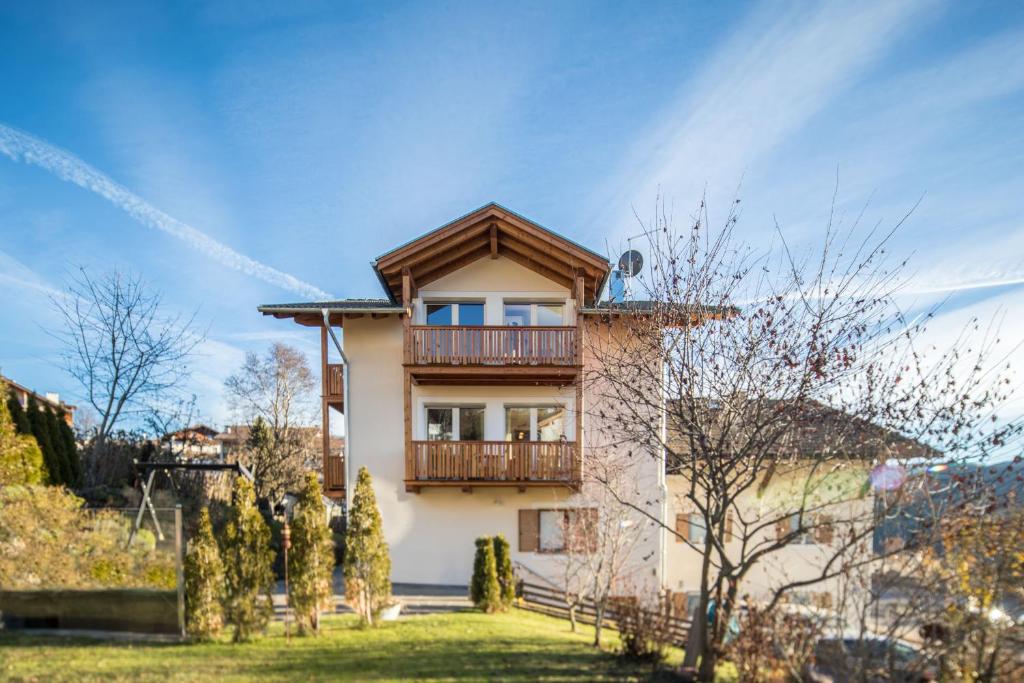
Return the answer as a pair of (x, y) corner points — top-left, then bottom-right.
(814, 516), (834, 545)
(519, 509), (539, 552)
(584, 508), (599, 553)
(724, 513), (734, 542)
(675, 513), (689, 543)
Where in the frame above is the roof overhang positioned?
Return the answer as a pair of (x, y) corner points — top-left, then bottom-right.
(257, 301), (403, 326)
(373, 203), (611, 305)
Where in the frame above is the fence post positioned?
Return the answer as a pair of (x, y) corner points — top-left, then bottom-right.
(174, 504), (186, 639)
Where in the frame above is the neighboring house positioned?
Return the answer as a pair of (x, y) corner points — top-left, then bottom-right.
(3, 373), (76, 427)
(162, 424), (223, 459)
(259, 203), (670, 589)
(663, 400), (934, 615)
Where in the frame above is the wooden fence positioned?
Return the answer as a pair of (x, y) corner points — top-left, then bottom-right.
(516, 580), (691, 646)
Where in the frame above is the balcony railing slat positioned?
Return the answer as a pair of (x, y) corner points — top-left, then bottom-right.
(410, 326), (577, 366)
(409, 440), (578, 483)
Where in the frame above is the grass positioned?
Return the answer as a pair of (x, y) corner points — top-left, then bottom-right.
(0, 608), (682, 682)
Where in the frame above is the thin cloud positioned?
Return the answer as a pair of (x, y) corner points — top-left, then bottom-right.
(0, 123), (332, 300)
(592, 0), (937, 231)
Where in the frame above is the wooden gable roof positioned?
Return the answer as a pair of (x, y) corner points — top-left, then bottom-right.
(374, 203), (611, 305)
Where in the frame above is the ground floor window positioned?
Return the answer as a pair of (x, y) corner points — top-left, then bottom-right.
(519, 508), (597, 553)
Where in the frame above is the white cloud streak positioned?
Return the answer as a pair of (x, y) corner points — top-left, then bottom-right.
(593, 0), (938, 230)
(0, 123), (332, 300)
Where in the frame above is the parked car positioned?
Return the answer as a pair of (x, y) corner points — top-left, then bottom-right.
(807, 635), (938, 683)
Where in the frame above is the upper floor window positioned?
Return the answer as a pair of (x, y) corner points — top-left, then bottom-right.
(426, 302), (485, 326)
(505, 405), (567, 442)
(426, 406), (485, 441)
(503, 302), (565, 326)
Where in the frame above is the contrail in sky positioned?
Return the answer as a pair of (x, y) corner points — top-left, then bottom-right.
(0, 123), (332, 300)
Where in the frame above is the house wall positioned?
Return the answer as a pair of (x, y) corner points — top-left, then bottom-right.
(343, 257), (666, 591)
(663, 466), (875, 613)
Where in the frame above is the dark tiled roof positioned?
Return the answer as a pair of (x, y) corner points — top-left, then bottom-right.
(258, 298), (402, 312)
(581, 301), (740, 317)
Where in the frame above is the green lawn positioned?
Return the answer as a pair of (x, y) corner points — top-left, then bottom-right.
(0, 608), (681, 682)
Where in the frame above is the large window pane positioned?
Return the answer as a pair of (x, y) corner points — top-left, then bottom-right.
(459, 303), (484, 326)
(459, 407), (485, 441)
(426, 407), (453, 441)
(537, 407), (566, 441)
(689, 512), (706, 544)
(505, 407), (531, 442)
(536, 304), (564, 326)
(539, 510), (566, 552)
(503, 303), (530, 327)
(426, 303), (453, 325)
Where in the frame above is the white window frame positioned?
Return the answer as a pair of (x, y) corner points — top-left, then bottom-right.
(502, 301), (566, 326)
(425, 404), (485, 442)
(504, 404), (568, 442)
(424, 301), (486, 326)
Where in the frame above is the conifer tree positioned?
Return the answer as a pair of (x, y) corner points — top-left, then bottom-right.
(0, 395), (45, 485)
(26, 395), (58, 485)
(44, 407), (74, 485)
(6, 394), (32, 435)
(289, 473), (335, 635)
(493, 534), (516, 609)
(343, 466), (391, 626)
(222, 476), (275, 642)
(470, 536), (502, 613)
(55, 410), (81, 486)
(185, 508), (226, 640)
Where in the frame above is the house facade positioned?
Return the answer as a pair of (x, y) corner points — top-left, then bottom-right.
(259, 203), (666, 589)
(3, 373), (76, 427)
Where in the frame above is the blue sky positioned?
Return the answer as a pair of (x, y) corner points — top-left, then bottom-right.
(1, 0), (1023, 428)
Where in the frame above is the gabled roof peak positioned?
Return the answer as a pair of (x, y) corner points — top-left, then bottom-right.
(374, 203), (610, 305)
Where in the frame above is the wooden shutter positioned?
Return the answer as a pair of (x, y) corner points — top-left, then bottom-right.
(519, 509), (539, 552)
(675, 513), (689, 543)
(814, 515), (834, 545)
(724, 513), (734, 542)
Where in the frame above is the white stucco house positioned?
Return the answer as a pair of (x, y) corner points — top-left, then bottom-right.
(259, 203), (670, 590)
(256, 203), (919, 605)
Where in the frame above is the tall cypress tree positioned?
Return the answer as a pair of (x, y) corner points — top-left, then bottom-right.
(343, 467), (391, 626)
(44, 407), (73, 485)
(0, 396), (46, 485)
(6, 394), (32, 435)
(222, 476), (275, 642)
(26, 395), (58, 485)
(185, 508), (226, 641)
(469, 536), (501, 613)
(55, 410), (81, 486)
(289, 473), (335, 635)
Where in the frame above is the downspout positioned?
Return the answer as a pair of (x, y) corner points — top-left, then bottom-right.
(322, 309), (353, 509)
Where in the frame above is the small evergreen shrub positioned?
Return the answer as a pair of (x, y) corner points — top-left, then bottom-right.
(289, 473), (335, 635)
(0, 394), (45, 486)
(185, 508), (226, 641)
(470, 536), (502, 613)
(343, 467), (392, 626)
(492, 533), (516, 609)
(222, 476), (275, 642)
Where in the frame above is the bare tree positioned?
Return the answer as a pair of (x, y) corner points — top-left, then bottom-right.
(223, 343), (318, 501)
(51, 268), (201, 454)
(585, 196), (1021, 680)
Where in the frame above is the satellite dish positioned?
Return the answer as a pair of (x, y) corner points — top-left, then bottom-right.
(618, 249), (643, 277)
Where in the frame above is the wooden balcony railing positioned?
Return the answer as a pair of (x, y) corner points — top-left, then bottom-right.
(325, 455), (345, 491)
(407, 440), (580, 484)
(409, 326), (577, 366)
(325, 363), (344, 398)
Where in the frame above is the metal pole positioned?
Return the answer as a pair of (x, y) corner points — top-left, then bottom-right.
(283, 521), (291, 642)
(175, 504), (186, 639)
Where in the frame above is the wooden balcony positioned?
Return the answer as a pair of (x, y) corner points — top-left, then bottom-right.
(405, 440), (580, 492)
(324, 363), (344, 407)
(325, 455), (345, 493)
(407, 326), (579, 386)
